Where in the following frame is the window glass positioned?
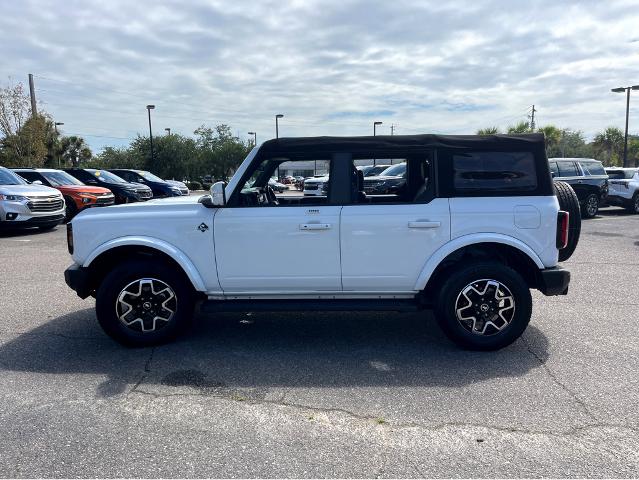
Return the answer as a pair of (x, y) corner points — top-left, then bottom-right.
(0, 167), (27, 185)
(453, 152), (537, 192)
(87, 169), (128, 184)
(557, 162), (578, 177)
(549, 162), (559, 176)
(352, 155), (431, 204)
(41, 171), (84, 186)
(607, 169), (637, 179)
(580, 161), (605, 176)
(15, 171), (40, 183)
(237, 158), (331, 207)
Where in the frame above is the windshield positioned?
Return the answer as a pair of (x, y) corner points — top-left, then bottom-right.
(607, 169), (637, 180)
(41, 170), (84, 186)
(138, 171), (165, 182)
(379, 163), (406, 177)
(0, 167), (27, 185)
(87, 169), (128, 184)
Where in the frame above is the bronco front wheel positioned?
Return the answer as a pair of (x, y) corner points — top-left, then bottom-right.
(96, 259), (195, 347)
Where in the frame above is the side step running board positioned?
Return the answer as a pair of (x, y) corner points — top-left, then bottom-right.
(199, 298), (422, 314)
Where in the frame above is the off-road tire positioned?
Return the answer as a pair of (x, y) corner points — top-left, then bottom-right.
(434, 262), (532, 351)
(581, 193), (600, 219)
(625, 193), (639, 214)
(96, 259), (195, 347)
(554, 181), (581, 262)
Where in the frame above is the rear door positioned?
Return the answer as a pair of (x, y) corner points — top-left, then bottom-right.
(340, 153), (451, 292)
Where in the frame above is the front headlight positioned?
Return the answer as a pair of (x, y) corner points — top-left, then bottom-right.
(0, 194), (28, 201)
(170, 187), (182, 194)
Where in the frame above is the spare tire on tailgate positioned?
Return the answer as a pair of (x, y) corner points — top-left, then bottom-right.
(554, 180), (581, 262)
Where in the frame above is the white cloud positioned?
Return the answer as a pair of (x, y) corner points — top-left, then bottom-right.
(0, 0), (637, 152)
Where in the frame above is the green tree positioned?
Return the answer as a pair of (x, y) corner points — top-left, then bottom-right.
(507, 121), (532, 134)
(195, 124), (251, 181)
(476, 126), (500, 135)
(592, 127), (624, 166)
(628, 136), (639, 167)
(60, 135), (92, 167)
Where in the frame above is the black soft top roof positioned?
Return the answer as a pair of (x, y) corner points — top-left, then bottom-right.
(260, 133), (545, 155)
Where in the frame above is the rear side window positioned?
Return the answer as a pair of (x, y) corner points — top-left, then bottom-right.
(453, 151), (537, 193)
(580, 161), (605, 176)
(549, 162), (559, 176)
(557, 162), (578, 177)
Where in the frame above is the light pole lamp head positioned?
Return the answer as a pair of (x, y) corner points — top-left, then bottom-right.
(611, 87), (626, 93)
(55, 122), (64, 126)
(632, 85), (639, 90)
(276, 114), (284, 119)
(146, 104), (155, 110)
(374, 121), (383, 126)
(248, 131), (255, 135)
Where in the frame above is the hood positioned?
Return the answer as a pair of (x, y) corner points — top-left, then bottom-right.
(165, 180), (187, 188)
(78, 193), (202, 217)
(0, 183), (62, 196)
(55, 185), (112, 194)
(364, 174), (404, 181)
(304, 176), (329, 184)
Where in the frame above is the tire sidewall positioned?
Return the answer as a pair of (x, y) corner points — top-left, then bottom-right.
(435, 263), (532, 351)
(96, 260), (194, 347)
(582, 194), (599, 218)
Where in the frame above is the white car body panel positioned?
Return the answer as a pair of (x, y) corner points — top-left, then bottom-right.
(606, 169), (639, 202)
(449, 196), (559, 268)
(71, 196), (221, 293)
(340, 199), (451, 291)
(214, 205), (342, 292)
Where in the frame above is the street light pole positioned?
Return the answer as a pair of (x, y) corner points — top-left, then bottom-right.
(248, 131), (257, 146)
(146, 104), (155, 163)
(611, 86), (639, 168)
(165, 127), (171, 135)
(275, 114), (284, 139)
(54, 122), (64, 168)
(373, 121), (382, 165)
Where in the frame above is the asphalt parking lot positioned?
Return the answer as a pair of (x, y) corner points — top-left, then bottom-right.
(0, 207), (638, 478)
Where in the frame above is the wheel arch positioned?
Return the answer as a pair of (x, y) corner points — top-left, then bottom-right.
(416, 234), (544, 296)
(83, 237), (207, 295)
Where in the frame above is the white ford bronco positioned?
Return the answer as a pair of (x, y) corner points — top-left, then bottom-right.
(65, 134), (578, 350)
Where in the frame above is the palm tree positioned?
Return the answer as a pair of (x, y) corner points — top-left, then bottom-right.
(507, 121), (532, 134)
(593, 127), (624, 166)
(476, 127), (500, 135)
(61, 136), (92, 167)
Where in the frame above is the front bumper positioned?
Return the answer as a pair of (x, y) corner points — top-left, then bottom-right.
(64, 263), (91, 299)
(0, 213), (64, 229)
(538, 267), (570, 296)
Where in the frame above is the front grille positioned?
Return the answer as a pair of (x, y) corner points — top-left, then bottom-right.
(27, 195), (63, 212)
(95, 194), (115, 206)
(137, 189), (152, 199)
(180, 188), (189, 195)
(305, 184), (319, 191)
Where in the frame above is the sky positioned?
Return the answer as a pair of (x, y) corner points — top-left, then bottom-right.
(1, 0), (638, 153)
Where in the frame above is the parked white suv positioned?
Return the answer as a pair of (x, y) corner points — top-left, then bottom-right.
(0, 166), (65, 230)
(65, 134), (577, 350)
(302, 174), (329, 196)
(604, 167), (639, 214)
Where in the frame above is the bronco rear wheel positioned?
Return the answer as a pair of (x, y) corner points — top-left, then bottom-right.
(434, 262), (532, 351)
(96, 259), (195, 347)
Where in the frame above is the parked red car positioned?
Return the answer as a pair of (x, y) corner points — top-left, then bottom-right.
(13, 168), (115, 220)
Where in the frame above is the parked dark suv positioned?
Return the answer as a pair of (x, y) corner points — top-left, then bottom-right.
(549, 158), (608, 218)
(108, 169), (182, 198)
(64, 169), (153, 204)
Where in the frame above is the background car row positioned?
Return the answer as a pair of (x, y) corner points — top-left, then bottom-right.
(0, 166), (192, 231)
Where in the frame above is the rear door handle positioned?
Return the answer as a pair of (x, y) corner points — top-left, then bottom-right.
(408, 221), (441, 229)
(300, 223), (332, 230)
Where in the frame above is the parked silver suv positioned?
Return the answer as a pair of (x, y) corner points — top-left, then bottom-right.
(0, 166), (65, 230)
(605, 168), (639, 214)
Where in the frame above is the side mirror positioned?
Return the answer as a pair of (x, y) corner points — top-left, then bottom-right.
(32, 180), (43, 185)
(551, 172), (556, 178)
(210, 181), (226, 206)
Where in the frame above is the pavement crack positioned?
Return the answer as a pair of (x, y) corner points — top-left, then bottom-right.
(128, 347), (155, 395)
(522, 336), (599, 422)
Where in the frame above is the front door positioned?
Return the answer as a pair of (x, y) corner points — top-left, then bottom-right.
(214, 154), (342, 294)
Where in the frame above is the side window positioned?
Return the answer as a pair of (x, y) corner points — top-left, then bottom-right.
(235, 157), (332, 207)
(549, 162), (559, 177)
(558, 162), (578, 177)
(17, 171), (39, 183)
(453, 151), (537, 193)
(351, 154), (432, 204)
(581, 161), (605, 176)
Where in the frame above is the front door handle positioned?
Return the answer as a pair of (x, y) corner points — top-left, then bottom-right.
(408, 221), (441, 229)
(300, 223), (332, 230)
